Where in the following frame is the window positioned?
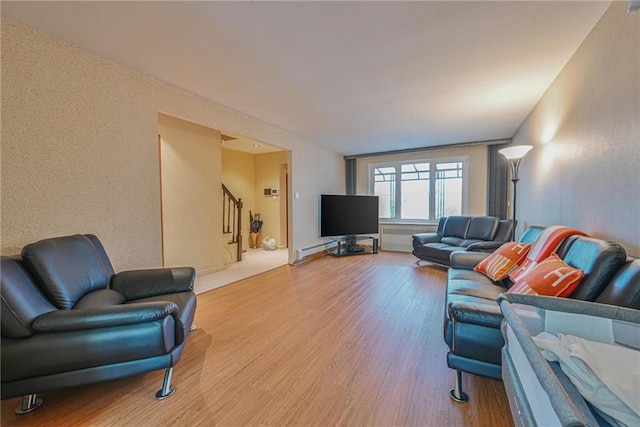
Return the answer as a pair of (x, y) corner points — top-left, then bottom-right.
(371, 156), (468, 222)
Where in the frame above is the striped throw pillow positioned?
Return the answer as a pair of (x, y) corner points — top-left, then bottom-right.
(473, 242), (532, 281)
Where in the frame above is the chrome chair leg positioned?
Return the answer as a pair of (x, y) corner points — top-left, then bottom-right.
(155, 367), (176, 400)
(15, 394), (43, 414)
(449, 370), (469, 403)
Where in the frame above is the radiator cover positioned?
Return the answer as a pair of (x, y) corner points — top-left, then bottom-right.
(380, 224), (436, 252)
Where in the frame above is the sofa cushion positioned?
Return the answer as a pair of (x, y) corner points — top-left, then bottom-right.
(474, 242), (532, 281)
(413, 243), (452, 264)
(21, 235), (115, 310)
(508, 253), (584, 297)
(461, 238), (483, 247)
(595, 259), (640, 309)
(1, 257), (57, 338)
(74, 289), (126, 309)
(444, 272), (506, 348)
(493, 220), (515, 243)
(560, 237), (627, 301)
(442, 216), (471, 239)
(466, 216), (499, 241)
(441, 236), (465, 246)
(448, 277), (508, 301)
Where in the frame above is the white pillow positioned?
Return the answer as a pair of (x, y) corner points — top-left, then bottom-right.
(533, 332), (640, 427)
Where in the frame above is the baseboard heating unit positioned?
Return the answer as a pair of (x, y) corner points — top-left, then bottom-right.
(295, 240), (338, 262)
(379, 224), (436, 252)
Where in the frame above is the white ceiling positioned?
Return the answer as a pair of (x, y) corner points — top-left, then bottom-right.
(221, 134), (283, 155)
(2, 1), (610, 156)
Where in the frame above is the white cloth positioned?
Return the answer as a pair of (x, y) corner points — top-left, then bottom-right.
(533, 332), (640, 427)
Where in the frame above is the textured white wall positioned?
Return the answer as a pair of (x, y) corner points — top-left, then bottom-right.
(159, 114), (222, 273)
(1, 18), (344, 269)
(512, 2), (639, 257)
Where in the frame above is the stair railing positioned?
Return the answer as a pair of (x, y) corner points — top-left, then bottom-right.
(222, 184), (243, 262)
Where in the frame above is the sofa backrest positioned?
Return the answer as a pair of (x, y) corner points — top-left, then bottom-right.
(519, 226), (545, 244)
(493, 220), (514, 243)
(557, 236), (627, 301)
(1, 256), (57, 338)
(465, 216), (500, 241)
(440, 216), (471, 246)
(595, 258), (640, 310)
(21, 234), (115, 310)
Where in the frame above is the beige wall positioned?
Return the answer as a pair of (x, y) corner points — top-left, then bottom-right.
(255, 151), (289, 247)
(0, 18), (344, 268)
(221, 148), (257, 249)
(159, 114), (222, 272)
(221, 149), (289, 250)
(513, 2), (639, 256)
(355, 144), (490, 217)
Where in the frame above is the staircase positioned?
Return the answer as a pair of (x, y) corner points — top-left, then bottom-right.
(222, 184), (243, 262)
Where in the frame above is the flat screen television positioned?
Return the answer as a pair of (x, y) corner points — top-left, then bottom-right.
(320, 194), (379, 237)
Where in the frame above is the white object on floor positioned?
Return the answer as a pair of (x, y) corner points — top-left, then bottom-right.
(194, 248), (288, 294)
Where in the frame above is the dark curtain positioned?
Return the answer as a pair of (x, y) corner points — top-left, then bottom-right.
(487, 143), (510, 218)
(345, 158), (356, 195)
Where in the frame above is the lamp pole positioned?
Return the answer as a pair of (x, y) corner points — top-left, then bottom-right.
(498, 145), (533, 241)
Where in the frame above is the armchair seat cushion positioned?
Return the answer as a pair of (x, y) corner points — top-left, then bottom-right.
(74, 289), (126, 309)
(2, 318), (176, 383)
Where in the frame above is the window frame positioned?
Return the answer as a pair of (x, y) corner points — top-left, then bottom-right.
(369, 155), (469, 224)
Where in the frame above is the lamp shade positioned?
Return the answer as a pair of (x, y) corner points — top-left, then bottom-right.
(498, 145), (533, 160)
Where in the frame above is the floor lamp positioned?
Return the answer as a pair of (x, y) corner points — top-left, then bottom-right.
(498, 145), (533, 241)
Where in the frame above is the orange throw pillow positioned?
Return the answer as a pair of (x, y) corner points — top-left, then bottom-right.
(473, 242), (532, 281)
(508, 258), (536, 282)
(507, 253), (584, 297)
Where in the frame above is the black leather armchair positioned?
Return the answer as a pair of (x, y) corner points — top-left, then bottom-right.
(1, 234), (197, 414)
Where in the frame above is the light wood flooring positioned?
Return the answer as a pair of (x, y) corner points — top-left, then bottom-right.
(1, 251), (513, 426)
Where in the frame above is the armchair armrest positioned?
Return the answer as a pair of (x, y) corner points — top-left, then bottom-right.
(111, 267), (195, 301)
(448, 301), (503, 329)
(450, 251), (490, 269)
(32, 302), (178, 332)
(465, 241), (506, 252)
(412, 232), (442, 245)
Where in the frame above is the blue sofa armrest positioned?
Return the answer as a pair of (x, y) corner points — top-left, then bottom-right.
(412, 233), (442, 245)
(450, 251), (490, 269)
(448, 301), (504, 329)
(466, 241), (507, 252)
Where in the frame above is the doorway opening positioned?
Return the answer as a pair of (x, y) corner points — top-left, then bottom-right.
(158, 113), (290, 292)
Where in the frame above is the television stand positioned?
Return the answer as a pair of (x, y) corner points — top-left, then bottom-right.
(329, 236), (379, 257)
